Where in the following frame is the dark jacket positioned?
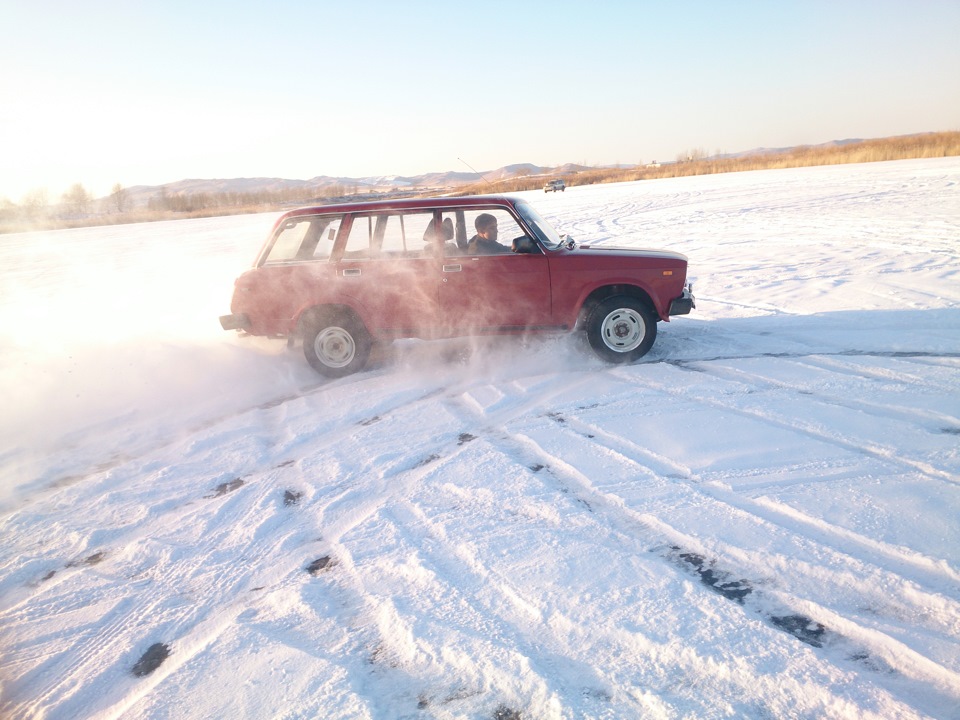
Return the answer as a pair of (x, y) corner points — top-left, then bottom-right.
(467, 235), (510, 255)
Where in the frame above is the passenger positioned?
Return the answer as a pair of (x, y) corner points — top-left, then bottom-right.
(467, 213), (511, 255)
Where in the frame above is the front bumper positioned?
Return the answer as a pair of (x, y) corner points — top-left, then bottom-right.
(668, 285), (696, 316)
(219, 313), (250, 331)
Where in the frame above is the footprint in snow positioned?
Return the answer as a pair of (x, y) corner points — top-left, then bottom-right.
(132, 642), (171, 677)
(306, 556), (336, 575)
(67, 551), (107, 568)
(205, 478), (245, 498)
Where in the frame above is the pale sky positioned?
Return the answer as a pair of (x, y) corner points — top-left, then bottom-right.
(2, 0), (958, 201)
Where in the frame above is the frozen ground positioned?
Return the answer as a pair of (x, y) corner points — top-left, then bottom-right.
(1, 157), (959, 719)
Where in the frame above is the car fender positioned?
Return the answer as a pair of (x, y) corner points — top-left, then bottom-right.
(563, 277), (669, 328)
(291, 292), (375, 337)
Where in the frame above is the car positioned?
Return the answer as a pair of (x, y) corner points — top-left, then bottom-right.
(220, 196), (695, 377)
(544, 179), (566, 192)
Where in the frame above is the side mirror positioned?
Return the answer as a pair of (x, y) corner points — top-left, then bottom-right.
(511, 235), (540, 254)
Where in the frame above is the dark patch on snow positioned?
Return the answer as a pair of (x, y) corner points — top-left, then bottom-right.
(68, 551), (106, 567)
(418, 694), (430, 709)
(275, 459), (296, 468)
(306, 556), (336, 575)
(40, 570), (57, 582)
(458, 432), (477, 445)
(359, 415), (381, 426)
(940, 426), (960, 435)
(368, 643), (402, 668)
(678, 552), (753, 603)
(132, 643), (170, 677)
(206, 478), (245, 498)
(528, 463), (546, 473)
(848, 650), (894, 673)
(546, 412), (566, 424)
(493, 705), (522, 720)
(668, 547), (837, 651)
(438, 686), (483, 705)
(771, 614), (826, 648)
(415, 453), (441, 468)
(582, 687), (612, 702)
(257, 395), (293, 410)
(283, 490), (303, 506)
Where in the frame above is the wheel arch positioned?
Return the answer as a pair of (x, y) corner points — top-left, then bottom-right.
(576, 284), (658, 330)
(296, 302), (367, 337)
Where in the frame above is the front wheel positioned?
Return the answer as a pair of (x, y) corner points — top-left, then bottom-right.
(302, 311), (372, 377)
(585, 296), (657, 363)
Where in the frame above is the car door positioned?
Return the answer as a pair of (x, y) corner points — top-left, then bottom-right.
(335, 211), (440, 334)
(438, 208), (552, 332)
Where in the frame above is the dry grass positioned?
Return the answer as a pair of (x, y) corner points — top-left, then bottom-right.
(4, 131), (957, 233)
(456, 131), (960, 195)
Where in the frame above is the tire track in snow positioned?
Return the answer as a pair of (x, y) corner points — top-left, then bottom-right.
(435, 382), (960, 716)
(3, 370), (545, 716)
(638, 359), (960, 487)
(0, 469), (320, 719)
(555, 404), (959, 591)
(270, 373), (611, 715)
(531, 407), (960, 670)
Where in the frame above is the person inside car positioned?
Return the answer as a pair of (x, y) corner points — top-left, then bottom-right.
(467, 213), (511, 255)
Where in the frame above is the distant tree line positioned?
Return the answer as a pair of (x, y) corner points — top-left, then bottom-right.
(4, 131), (958, 234)
(457, 131), (960, 195)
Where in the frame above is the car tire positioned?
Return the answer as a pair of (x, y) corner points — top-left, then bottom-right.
(302, 310), (372, 377)
(586, 296), (657, 363)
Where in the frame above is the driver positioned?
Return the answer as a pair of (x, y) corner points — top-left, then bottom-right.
(467, 213), (511, 255)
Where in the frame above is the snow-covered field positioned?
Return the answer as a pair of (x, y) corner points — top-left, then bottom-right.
(2, 158), (959, 719)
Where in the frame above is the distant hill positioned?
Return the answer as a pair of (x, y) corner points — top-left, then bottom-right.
(114, 164), (585, 207)
(724, 138), (866, 159)
(106, 139), (898, 206)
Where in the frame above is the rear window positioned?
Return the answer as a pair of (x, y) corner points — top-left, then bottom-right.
(263, 215), (343, 263)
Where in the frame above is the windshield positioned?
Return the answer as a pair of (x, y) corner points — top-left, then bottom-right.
(514, 200), (566, 250)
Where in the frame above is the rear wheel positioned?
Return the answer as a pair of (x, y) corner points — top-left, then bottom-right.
(302, 310), (372, 377)
(586, 296), (657, 363)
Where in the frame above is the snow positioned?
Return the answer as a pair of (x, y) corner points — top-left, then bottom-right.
(2, 157), (959, 719)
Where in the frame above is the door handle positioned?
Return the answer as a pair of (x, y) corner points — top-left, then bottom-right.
(442, 264), (462, 272)
(342, 268), (361, 276)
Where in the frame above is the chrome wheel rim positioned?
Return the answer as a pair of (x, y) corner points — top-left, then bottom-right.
(600, 308), (645, 352)
(313, 326), (355, 368)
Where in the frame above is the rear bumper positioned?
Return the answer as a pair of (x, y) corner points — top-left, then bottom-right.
(219, 313), (250, 331)
(668, 285), (696, 316)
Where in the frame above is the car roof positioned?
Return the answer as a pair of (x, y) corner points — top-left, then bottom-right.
(279, 195), (521, 219)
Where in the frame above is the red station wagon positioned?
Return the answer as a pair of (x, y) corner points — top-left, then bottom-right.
(220, 196), (695, 376)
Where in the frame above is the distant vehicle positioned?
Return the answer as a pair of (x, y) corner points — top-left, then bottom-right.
(220, 196), (695, 376)
(544, 179), (566, 193)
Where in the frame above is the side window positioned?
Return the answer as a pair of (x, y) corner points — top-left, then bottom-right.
(264, 215), (343, 263)
(342, 212), (437, 259)
(381, 212), (435, 256)
(342, 215), (375, 259)
(309, 216), (342, 260)
(446, 208), (529, 256)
